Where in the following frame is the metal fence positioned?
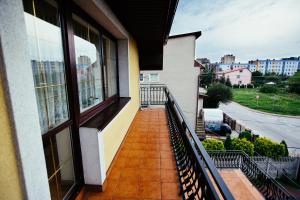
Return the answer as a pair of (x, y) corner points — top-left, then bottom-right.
(208, 150), (297, 200)
(165, 88), (234, 200)
(140, 84), (167, 106)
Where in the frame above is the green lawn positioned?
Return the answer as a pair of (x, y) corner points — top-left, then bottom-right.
(232, 88), (300, 116)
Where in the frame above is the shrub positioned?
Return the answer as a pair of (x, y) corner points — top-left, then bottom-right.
(231, 138), (254, 156)
(259, 84), (277, 93)
(254, 137), (286, 158)
(239, 131), (252, 141)
(202, 139), (225, 151)
(280, 140), (289, 157)
(203, 83), (233, 108)
(224, 136), (232, 150)
(225, 77), (232, 87)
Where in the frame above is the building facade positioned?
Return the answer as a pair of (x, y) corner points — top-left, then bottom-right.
(140, 31), (201, 126)
(217, 68), (252, 85)
(0, 0), (178, 199)
(221, 54), (235, 64)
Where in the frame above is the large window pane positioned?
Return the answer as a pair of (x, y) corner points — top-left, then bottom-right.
(23, 0), (69, 133)
(43, 127), (75, 200)
(103, 36), (118, 98)
(73, 15), (104, 112)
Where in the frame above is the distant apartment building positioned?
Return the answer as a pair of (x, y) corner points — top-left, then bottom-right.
(140, 31), (201, 125)
(250, 58), (300, 76)
(217, 68), (252, 85)
(221, 54), (235, 64)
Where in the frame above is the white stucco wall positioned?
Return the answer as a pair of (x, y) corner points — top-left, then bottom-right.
(141, 36), (200, 126)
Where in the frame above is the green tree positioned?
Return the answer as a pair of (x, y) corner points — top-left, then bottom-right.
(200, 69), (215, 87)
(288, 71), (300, 94)
(231, 138), (254, 156)
(224, 136), (232, 150)
(202, 139), (225, 151)
(252, 71), (264, 86)
(239, 131), (252, 141)
(219, 76), (226, 84)
(280, 140), (289, 156)
(225, 76), (232, 87)
(203, 83), (233, 108)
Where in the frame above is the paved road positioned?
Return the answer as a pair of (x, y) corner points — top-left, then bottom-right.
(219, 102), (300, 154)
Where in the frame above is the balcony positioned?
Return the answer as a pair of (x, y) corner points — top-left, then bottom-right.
(76, 85), (234, 200)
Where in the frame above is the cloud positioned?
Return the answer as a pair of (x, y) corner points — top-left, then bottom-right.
(170, 0), (300, 62)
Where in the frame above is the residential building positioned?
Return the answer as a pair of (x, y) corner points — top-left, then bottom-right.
(221, 54), (235, 64)
(217, 68), (252, 85)
(249, 58), (300, 76)
(140, 31), (202, 125)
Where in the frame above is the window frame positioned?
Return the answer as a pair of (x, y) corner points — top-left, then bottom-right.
(69, 3), (120, 125)
(149, 73), (159, 82)
(23, 0), (122, 199)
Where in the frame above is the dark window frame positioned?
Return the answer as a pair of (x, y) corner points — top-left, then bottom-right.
(23, 0), (123, 199)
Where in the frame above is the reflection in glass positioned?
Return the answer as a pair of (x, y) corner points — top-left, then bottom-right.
(103, 36), (118, 98)
(73, 15), (104, 112)
(23, 0), (69, 133)
(43, 127), (75, 200)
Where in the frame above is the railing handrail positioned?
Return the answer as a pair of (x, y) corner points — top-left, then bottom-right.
(208, 150), (297, 199)
(165, 87), (234, 200)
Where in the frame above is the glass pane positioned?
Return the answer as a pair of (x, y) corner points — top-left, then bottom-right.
(73, 15), (104, 112)
(103, 36), (118, 98)
(23, 0), (69, 133)
(44, 127), (75, 200)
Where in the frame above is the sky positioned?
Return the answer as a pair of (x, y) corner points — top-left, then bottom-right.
(170, 0), (300, 63)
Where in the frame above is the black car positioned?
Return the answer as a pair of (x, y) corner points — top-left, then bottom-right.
(205, 123), (232, 136)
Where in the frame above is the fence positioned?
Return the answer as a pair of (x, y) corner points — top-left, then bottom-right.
(208, 150), (296, 200)
(140, 84), (166, 106)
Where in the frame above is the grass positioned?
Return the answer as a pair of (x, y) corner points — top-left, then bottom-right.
(232, 88), (300, 116)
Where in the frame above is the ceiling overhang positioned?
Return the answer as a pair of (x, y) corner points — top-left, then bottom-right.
(106, 0), (179, 70)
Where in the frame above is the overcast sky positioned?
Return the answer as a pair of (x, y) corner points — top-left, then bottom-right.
(170, 0), (300, 63)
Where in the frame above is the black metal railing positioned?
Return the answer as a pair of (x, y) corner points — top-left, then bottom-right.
(164, 87), (234, 200)
(140, 84), (167, 106)
(208, 150), (296, 200)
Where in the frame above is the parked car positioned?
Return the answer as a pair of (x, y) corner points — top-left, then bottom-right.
(205, 123), (232, 136)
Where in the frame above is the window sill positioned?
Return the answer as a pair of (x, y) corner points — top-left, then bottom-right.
(81, 97), (131, 131)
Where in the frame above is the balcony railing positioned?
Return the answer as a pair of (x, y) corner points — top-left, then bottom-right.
(208, 150), (297, 200)
(140, 84), (167, 106)
(140, 84), (234, 200)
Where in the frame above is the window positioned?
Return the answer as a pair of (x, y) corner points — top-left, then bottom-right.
(236, 75), (241, 78)
(103, 35), (118, 98)
(140, 73), (144, 82)
(149, 73), (159, 82)
(73, 15), (104, 112)
(23, 0), (75, 198)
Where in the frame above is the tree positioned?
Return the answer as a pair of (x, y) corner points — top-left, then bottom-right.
(219, 76), (226, 84)
(280, 140), (289, 156)
(288, 71), (300, 94)
(252, 71), (264, 86)
(200, 69), (215, 87)
(203, 83), (233, 108)
(224, 136), (232, 150)
(225, 77), (232, 87)
(239, 131), (252, 141)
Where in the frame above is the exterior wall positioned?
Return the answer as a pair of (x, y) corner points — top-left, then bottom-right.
(222, 69), (252, 85)
(141, 36), (199, 126)
(102, 37), (140, 171)
(0, 75), (23, 200)
(0, 0), (50, 199)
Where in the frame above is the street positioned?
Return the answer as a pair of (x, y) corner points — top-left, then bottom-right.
(219, 102), (300, 154)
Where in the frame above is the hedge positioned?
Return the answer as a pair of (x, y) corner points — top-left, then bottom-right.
(231, 138), (254, 156)
(254, 137), (286, 158)
(202, 139), (225, 151)
(239, 131), (252, 141)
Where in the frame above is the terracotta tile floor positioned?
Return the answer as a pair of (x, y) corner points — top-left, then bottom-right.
(219, 169), (264, 200)
(78, 108), (182, 200)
